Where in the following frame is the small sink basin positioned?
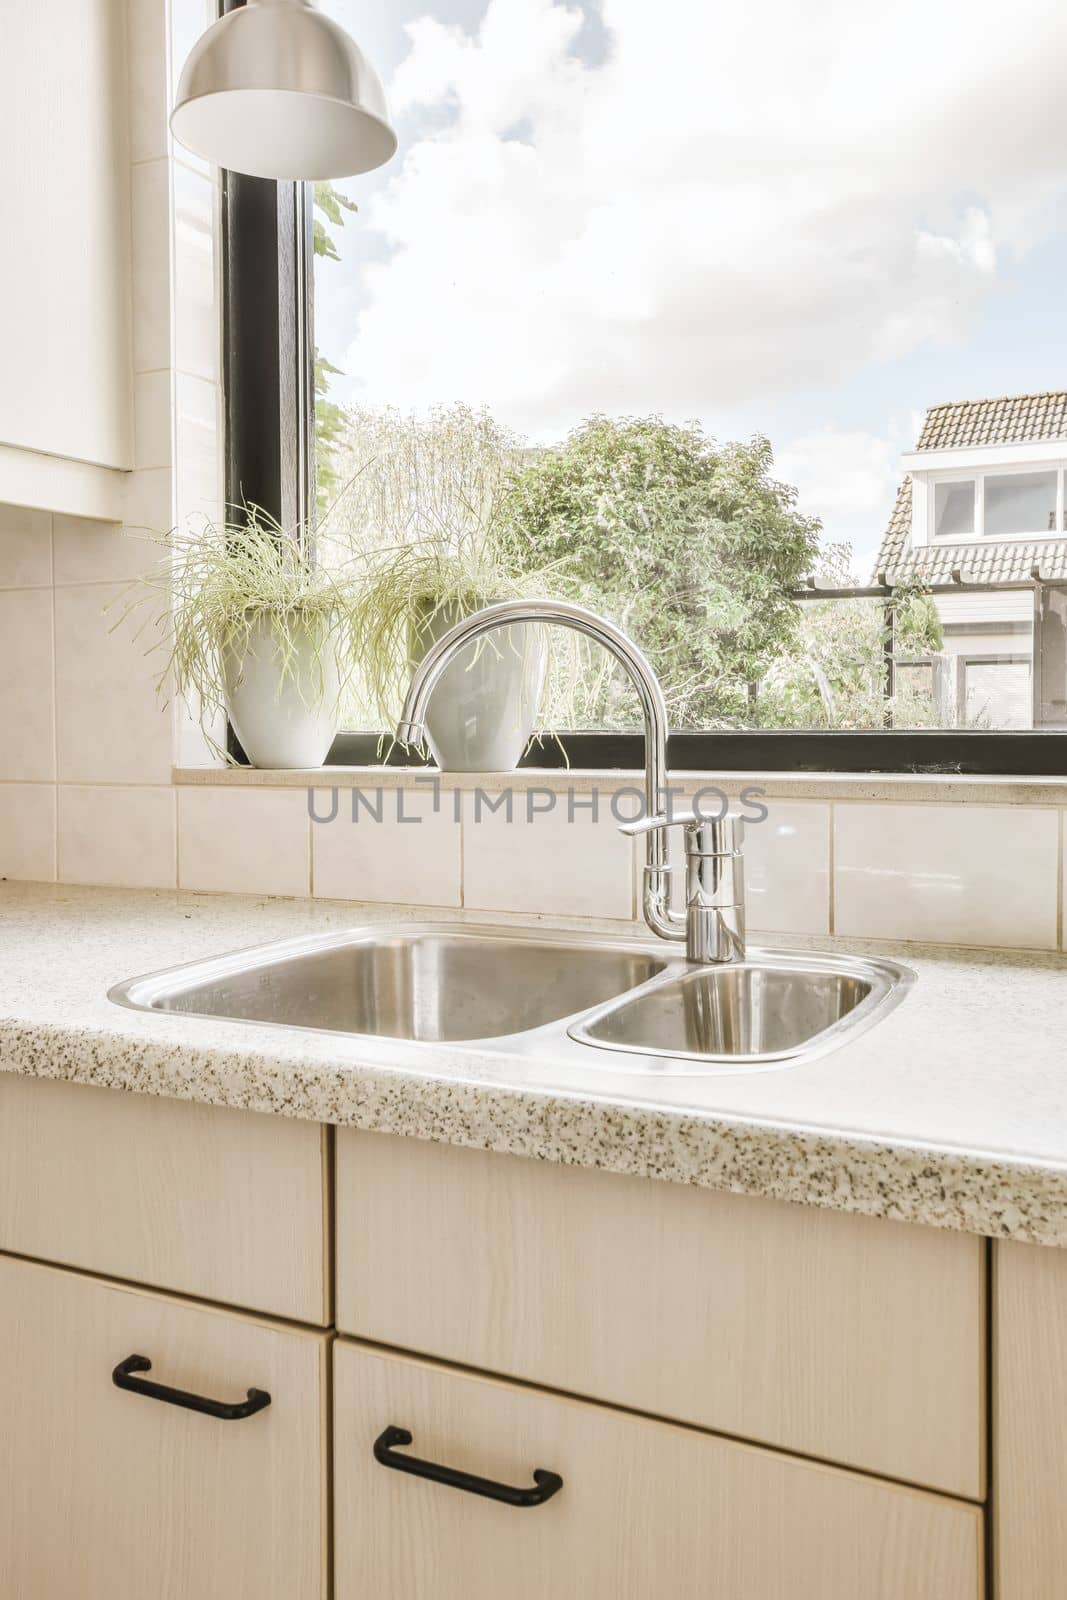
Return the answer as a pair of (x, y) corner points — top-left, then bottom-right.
(110, 926), (668, 1043)
(569, 951), (912, 1066)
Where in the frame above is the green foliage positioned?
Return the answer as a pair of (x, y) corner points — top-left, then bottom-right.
(312, 182), (359, 517)
(315, 352), (350, 515)
(312, 180), (358, 262)
(499, 415), (823, 726)
(894, 589), (943, 654)
(756, 573), (945, 730)
(323, 405), (587, 729)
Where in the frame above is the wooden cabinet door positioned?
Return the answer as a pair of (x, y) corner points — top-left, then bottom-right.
(995, 1240), (1067, 1599)
(334, 1338), (983, 1600)
(336, 1129), (985, 1496)
(0, 1253), (328, 1600)
(0, 1075), (330, 1323)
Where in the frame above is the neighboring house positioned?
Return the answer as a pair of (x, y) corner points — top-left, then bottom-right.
(872, 391), (1067, 728)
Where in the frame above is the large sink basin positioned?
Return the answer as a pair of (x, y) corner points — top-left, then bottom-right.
(110, 925), (912, 1071)
(110, 926), (667, 1044)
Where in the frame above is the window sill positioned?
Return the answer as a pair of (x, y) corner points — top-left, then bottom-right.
(172, 765), (1067, 807)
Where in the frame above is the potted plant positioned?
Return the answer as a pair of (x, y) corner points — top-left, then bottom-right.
(352, 543), (556, 771)
(329, 405), (584, 771)
(117, 510), (359, 769)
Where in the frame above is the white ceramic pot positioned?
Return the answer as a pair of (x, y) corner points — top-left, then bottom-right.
(223, 612), (341, 769)
(418, 609), (547, 773)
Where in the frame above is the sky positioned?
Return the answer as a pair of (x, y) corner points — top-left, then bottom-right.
(316, 0), (1067, 574)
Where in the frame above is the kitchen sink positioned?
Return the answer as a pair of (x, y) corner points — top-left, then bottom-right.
(110, 925), (912, 1070)
(569, 950), (912, 1066)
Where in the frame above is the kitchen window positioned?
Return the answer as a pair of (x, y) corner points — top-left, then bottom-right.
(223, 0), (1067, 775)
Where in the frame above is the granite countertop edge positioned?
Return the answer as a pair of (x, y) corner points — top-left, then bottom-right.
(3, 1005), (1067, 1250)
(4, 881), (1067, 1249)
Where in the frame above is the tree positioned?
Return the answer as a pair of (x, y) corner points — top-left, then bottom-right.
(500, 415), (822, 726)
(757, 544), (945, 729)
(312, 181), (358, 517)
(314, 352), (349, 515)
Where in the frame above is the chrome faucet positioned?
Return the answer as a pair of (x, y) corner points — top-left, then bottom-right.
(620, 811), (745, 963)
(397, 598), (746, 961)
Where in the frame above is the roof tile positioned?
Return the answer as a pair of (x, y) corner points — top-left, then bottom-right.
(916, 389), (1067, 451)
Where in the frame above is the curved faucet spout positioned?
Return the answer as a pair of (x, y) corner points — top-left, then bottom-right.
(396, 598), (685, 943)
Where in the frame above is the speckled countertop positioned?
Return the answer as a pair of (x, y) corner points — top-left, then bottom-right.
(2, 881), (1067, 1246)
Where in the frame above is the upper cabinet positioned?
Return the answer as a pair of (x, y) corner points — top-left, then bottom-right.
(0, 0), (133, 516)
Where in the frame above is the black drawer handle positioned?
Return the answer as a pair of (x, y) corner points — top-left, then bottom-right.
(373, 1425), (562, 1507)
(112, 1355), (271, 1421)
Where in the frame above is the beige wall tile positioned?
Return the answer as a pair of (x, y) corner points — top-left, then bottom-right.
(0, 784), (56, 882)
(0, 590), (55, 781)
(179, 787), (311, 896)
(462, 786), (635, 918)
(312, 782), (462, 906)
(58, 785), (176, 888)
(744, 798), (831, 935)
(0, 506), (52, 588)
(124, 467), (175, 544)
(54, 584), (173, 785)
(133, 370), (173, 469)
(127, 0), (169, 164)
(174, 698), (224, 769)
(131, 158), (171, 374)
(835, 802), (1059, 949)
(53, 513), (162, 587)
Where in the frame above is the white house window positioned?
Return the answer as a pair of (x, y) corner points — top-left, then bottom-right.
(934, 480), (976, 538)
(984, 470), (1058, 537)
(931, 467), (1064, 540)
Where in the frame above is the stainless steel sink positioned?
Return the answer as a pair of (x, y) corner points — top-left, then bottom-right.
(110, 926), (667, 1044)
(110, 925), (912, 1070)
(569, 950), (912, 1066)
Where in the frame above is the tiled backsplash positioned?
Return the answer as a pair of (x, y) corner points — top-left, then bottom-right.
(6, 716), (1066, 951)
(834, 802), (1060, 950)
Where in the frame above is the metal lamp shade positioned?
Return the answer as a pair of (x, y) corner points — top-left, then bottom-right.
(171, 0), (397, 180)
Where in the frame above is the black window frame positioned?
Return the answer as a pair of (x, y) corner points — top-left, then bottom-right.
(221, 166), (1067, 777)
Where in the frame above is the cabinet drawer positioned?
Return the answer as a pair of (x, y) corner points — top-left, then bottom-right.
(334, 1338), (983, 1600)
(0, 1252), (328, 1600)
(0, 1075), (328, 1322)
(336, 1131), (985, 1496)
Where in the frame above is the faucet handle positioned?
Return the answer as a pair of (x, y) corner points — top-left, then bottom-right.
(619, 811), (744, 855)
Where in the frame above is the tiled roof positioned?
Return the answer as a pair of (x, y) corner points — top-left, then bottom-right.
(872, 392), (1067, 584)
(917, 390), (1067, 451)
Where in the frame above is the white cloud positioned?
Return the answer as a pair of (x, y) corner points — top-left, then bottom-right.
(343, 0), (1067, 438)
(774, 426), (905, 571)
(775, 429), (901, 523)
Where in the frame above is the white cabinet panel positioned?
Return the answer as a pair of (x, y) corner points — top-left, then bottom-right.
(0, 1), (132, 474)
